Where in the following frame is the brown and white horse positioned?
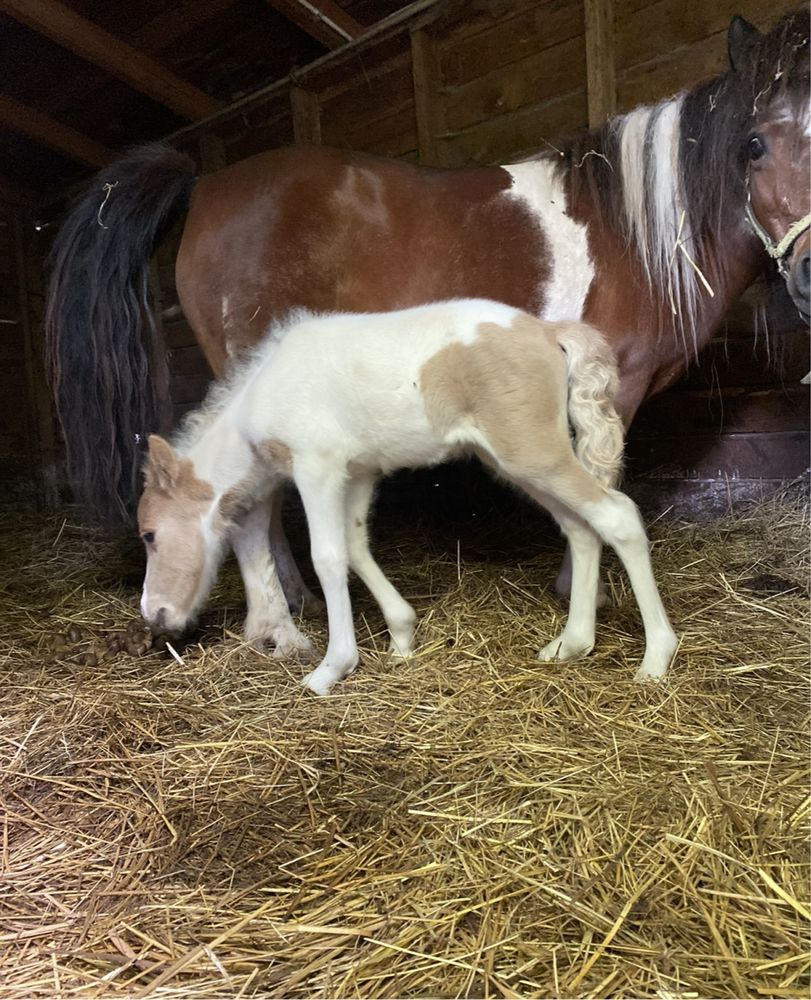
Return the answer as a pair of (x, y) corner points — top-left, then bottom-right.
(46, 12), (809, 648)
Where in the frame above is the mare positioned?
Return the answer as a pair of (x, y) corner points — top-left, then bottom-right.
(47, 11), (809, 653)
(137, 300), (677, 694)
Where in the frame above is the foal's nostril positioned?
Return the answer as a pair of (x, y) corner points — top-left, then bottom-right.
(154, 607), (167, 630)
(794, 251), (811, 299)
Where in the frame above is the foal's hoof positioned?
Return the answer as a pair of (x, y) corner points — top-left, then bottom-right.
(538, 634), (594, 662)
(633, 658), (670, 683)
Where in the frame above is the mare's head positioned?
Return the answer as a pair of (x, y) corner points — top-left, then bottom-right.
(729, 12), (810, 316)
(137, 435), (228, 634)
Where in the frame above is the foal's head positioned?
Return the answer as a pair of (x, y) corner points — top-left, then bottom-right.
(729, 12), (810, 316)
(137, 435), (227, 634)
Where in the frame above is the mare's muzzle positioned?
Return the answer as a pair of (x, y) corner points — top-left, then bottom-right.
(745, 197), (811, 317)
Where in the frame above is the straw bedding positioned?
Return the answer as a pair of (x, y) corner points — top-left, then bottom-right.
(0, 488), (808, 999)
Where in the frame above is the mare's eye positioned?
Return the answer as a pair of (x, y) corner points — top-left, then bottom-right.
(748, 134), (766, 161)
(142, 531), (155, 545)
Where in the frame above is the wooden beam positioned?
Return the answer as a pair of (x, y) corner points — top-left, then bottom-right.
(0, 0), (219, 121)
(198, 133), (227, 174)
(133, 0), (239, 52)
(584, 0), (616, 128)
(290, 88), (321, 144)
(0, 94), (113, 167)
(266, 0), (364, 49)
(410, 27), (445, 166)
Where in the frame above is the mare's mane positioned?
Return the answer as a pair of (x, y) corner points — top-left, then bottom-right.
(532, 10), (809, 350)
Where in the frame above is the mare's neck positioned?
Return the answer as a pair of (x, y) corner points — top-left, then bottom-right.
(563, 84), (764, 374)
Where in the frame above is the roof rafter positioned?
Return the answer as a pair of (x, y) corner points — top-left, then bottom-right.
(265, 0), (364, 50)
(0, 94), (114, 167)
(0, 0), (220, 121)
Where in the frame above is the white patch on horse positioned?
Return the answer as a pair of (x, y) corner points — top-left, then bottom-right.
(332, 166), (389, 227)
(501, 160), (594, 320)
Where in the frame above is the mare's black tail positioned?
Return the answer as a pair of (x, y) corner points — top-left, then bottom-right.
(45, 143), (197, 522)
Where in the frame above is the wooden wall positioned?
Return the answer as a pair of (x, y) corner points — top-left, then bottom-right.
(0, 192), (55, 507)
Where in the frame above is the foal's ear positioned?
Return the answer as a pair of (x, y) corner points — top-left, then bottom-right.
(145, 434), (180, 491)
(727, 15), (760, 74)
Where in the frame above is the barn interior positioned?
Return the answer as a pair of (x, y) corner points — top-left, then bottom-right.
(0, 1), (809, 997)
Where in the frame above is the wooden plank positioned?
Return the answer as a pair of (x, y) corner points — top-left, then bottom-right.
(199, 133), (227, 173)
(132, 0), (240, 53)
(13, 209), (58, 507)
(326, 106), (418, 160)
(442, 88), (587, 167)
(0, 0), (219, 121)
(615, 0), (799, 74)
(632, 386), (809, 435)
(584, 0), (616, 127)
(626, 430), (809, 480)
(265, 0), (364, 49)
(290, 88), (322, 144)
(681, 327), (809, 389)
(0, 94), (113, 167)
(439, 0), (582, 89)
(442, 35), (585, 133)
(410, 27), (445, 166)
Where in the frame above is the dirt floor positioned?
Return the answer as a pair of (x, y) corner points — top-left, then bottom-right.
(0, 486), (808, 998)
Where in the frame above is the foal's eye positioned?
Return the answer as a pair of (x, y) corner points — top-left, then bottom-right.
(748, 134), (766, 161)
(141, 531), (155, 545)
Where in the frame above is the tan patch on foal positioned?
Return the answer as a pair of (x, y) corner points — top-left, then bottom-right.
(419, 314), (604, 503)
(255, 438), (293, 474)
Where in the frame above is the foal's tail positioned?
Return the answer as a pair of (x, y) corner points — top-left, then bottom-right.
(45, 143), (197, 522)
(558, 324), (625, 488)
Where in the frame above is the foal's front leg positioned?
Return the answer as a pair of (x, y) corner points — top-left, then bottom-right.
(295, 462), (359, 695)
(345, 473), (416, 658)
(231, 495), (313, 658)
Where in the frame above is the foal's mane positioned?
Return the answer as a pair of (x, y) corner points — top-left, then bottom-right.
(172, 308), (318, 454)
(537, 10), (809, 351)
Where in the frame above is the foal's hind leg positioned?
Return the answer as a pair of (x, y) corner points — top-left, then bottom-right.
(344, 472), (416, 659)
(519, 462), (676, 681)
(578, 490), (677, 681)
(555, 545), (610, 608)
(535, 498), (602, 663)
(269, 486), (326, 617)
(231, 497), (314, 659)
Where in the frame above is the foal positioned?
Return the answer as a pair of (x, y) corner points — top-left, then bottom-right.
(138, 300), (677, 694)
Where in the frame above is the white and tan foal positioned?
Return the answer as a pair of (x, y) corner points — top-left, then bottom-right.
(138, 300), (677, 694)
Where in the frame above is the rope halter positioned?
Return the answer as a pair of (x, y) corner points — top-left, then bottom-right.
(745, 193), (811, 281)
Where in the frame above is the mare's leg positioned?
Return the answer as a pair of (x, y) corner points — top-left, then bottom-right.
(294, 462), (359, 695)
(269, 486), (325, 617)
(231, 497), (314, 658)
(345, 473), (416, 658)
(536, 498), (602, 662)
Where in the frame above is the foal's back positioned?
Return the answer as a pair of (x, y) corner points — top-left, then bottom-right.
(241, 299), (571, 470)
